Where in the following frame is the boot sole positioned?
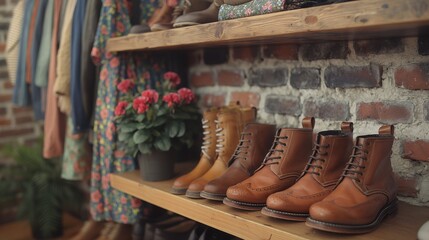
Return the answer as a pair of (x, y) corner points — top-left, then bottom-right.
(200, 191), (225, 201)
(223, 197), (265, 211)
(186, 190), (204, 199)
(261, 207), (308, 221)
(305, 198), (398, 234)
(173, 22), (200, 28)
(170, 187), (187, 195)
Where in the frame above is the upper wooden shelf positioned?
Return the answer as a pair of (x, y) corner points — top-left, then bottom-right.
(111, 164), (429, 240)
(107, 0), (429, 52)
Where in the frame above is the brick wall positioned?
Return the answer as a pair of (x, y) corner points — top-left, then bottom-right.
(0, 0), (42, 154)
(189, 37), (429, 206)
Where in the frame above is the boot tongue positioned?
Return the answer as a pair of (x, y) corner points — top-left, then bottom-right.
(357, 136), (366, 146)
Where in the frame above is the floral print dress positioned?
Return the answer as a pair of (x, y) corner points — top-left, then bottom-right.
(90, 0), (172, 223)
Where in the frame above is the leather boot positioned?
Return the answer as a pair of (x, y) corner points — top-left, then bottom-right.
(149, 0), (176, 31)
(173, 0), (222, 28)
(172, 0), (212, 23)
(185, 107), (257, 198)
(306, 125), (397, 234)
(171, 108), (219, 194)
(262, 122), (354, 221)
(223, 117), (315, 210)
(200, 123), (276, 201)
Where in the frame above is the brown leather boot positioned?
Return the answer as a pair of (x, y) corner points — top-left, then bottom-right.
(171, 108), (219, 194)
(261, 122), (354, 221)
(200, 123), (276, 201)
(223, 117), (315, 210)
(173, 0), (222, 28)
(306, 125), (397, 234)
(149, 0), (176, 31)
(185, 107), (257, 198)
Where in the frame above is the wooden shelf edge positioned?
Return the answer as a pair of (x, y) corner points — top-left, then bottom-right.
(107, 0), (429, 52)
(111, 169), (429, 240)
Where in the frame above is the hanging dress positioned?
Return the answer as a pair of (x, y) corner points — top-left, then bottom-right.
(89, 0), (183, 223)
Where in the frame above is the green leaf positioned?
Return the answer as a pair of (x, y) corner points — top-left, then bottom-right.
(152, 130), (161, 137)
(167, 121), (180, 138)
(154, 136), (171, 151)
(153, 118), (167, 127)
(133, 129), (151, 144)
(136, 114), (145, 122)
(156, 107), (168, 117)
(120, 122), (139, 133)
(118, 132), (132, 142)
(177, 122), (186, 137)
(138, 143), (152, 154)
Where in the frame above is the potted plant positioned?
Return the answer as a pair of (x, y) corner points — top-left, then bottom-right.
(0, 140), (84, 239)
(114, 71), (201, 181)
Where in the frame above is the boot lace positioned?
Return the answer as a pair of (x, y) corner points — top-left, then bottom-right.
(201, 119), (213, 159)
(172, 0), (191, 20)
(303, 143), (330, 176)
(342, 145), (368, 182)
(230, 132), (252, 162)
(262, 135), (288, 165)
(215, 119), (225, 154)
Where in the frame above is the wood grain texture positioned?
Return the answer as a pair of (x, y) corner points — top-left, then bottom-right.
(106, 0), (429, 52)
(110, 165), (429, 240)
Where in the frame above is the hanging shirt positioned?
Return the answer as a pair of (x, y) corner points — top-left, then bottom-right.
(54, 0), (77, 115)
(70, 0), (88, 133)
(43, 0), (67, 159)
(6, 0), (24, 85)
(34, 0), (54, 88)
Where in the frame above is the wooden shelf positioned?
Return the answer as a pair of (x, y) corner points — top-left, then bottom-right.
(111, 164), (429, 240)
(107, 0), (429, 52)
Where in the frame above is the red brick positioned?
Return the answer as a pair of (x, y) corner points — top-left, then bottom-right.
(12, 106), (33, 114)
(232, 46), (259, 62)
(394, 174), (418, 198)
(200, 94), (226, 108)
(356, 102), (413, 124)
(0, 118), (11, 126)
(395, 63), (429, 90)
(303, 99), (349, 121)
(190, 72), (214, 87)
(3, 81), (13, 89)
(230, 92), (260, 107)
(218, 70), (244, 86)
(15, 115), (34, 124)
(402, 140), (429, 162)
(0, 95), (12, 103)
(263, 44), (298, 60)
(0, 128), (34, 138)
(0, 43), (5, 53)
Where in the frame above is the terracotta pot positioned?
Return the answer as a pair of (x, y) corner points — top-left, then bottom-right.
(138, 150), (176, 181)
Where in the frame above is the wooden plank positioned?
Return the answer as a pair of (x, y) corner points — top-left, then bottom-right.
(110, 166), (429, 240)
(106, 0), (429, 52)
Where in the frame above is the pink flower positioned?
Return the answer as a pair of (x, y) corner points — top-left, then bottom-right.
(178, 88), (195, 104)
(163, 71), (181, 86)
(131, 198), (142, 208)
(91, 190), (102, 202)
(114, 101), (128, 116)
(167, 0), (178, 7)
(120, 214), (128, 223)
(100, 68), (108, 81)
(262, 1), (272, 11)
(163, 93), (181, 108)
(110, 57), (119, 68)
(141, 89), (159, 104)
(100, 108), (109, 120)
(133, 96), (149, 114)
(117, 79), (135, 93)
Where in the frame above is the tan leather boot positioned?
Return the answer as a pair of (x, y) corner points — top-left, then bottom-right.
(149, 0), (176, 31)
(185, 107), (257, 198)
(262, 122), (354, 221)
(306, 125), (397, 234)
(173, 0), (222, 28)
(223, 117), (315, 210)
(200, 123), (276, 201)
(171, 108), (219, 194)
